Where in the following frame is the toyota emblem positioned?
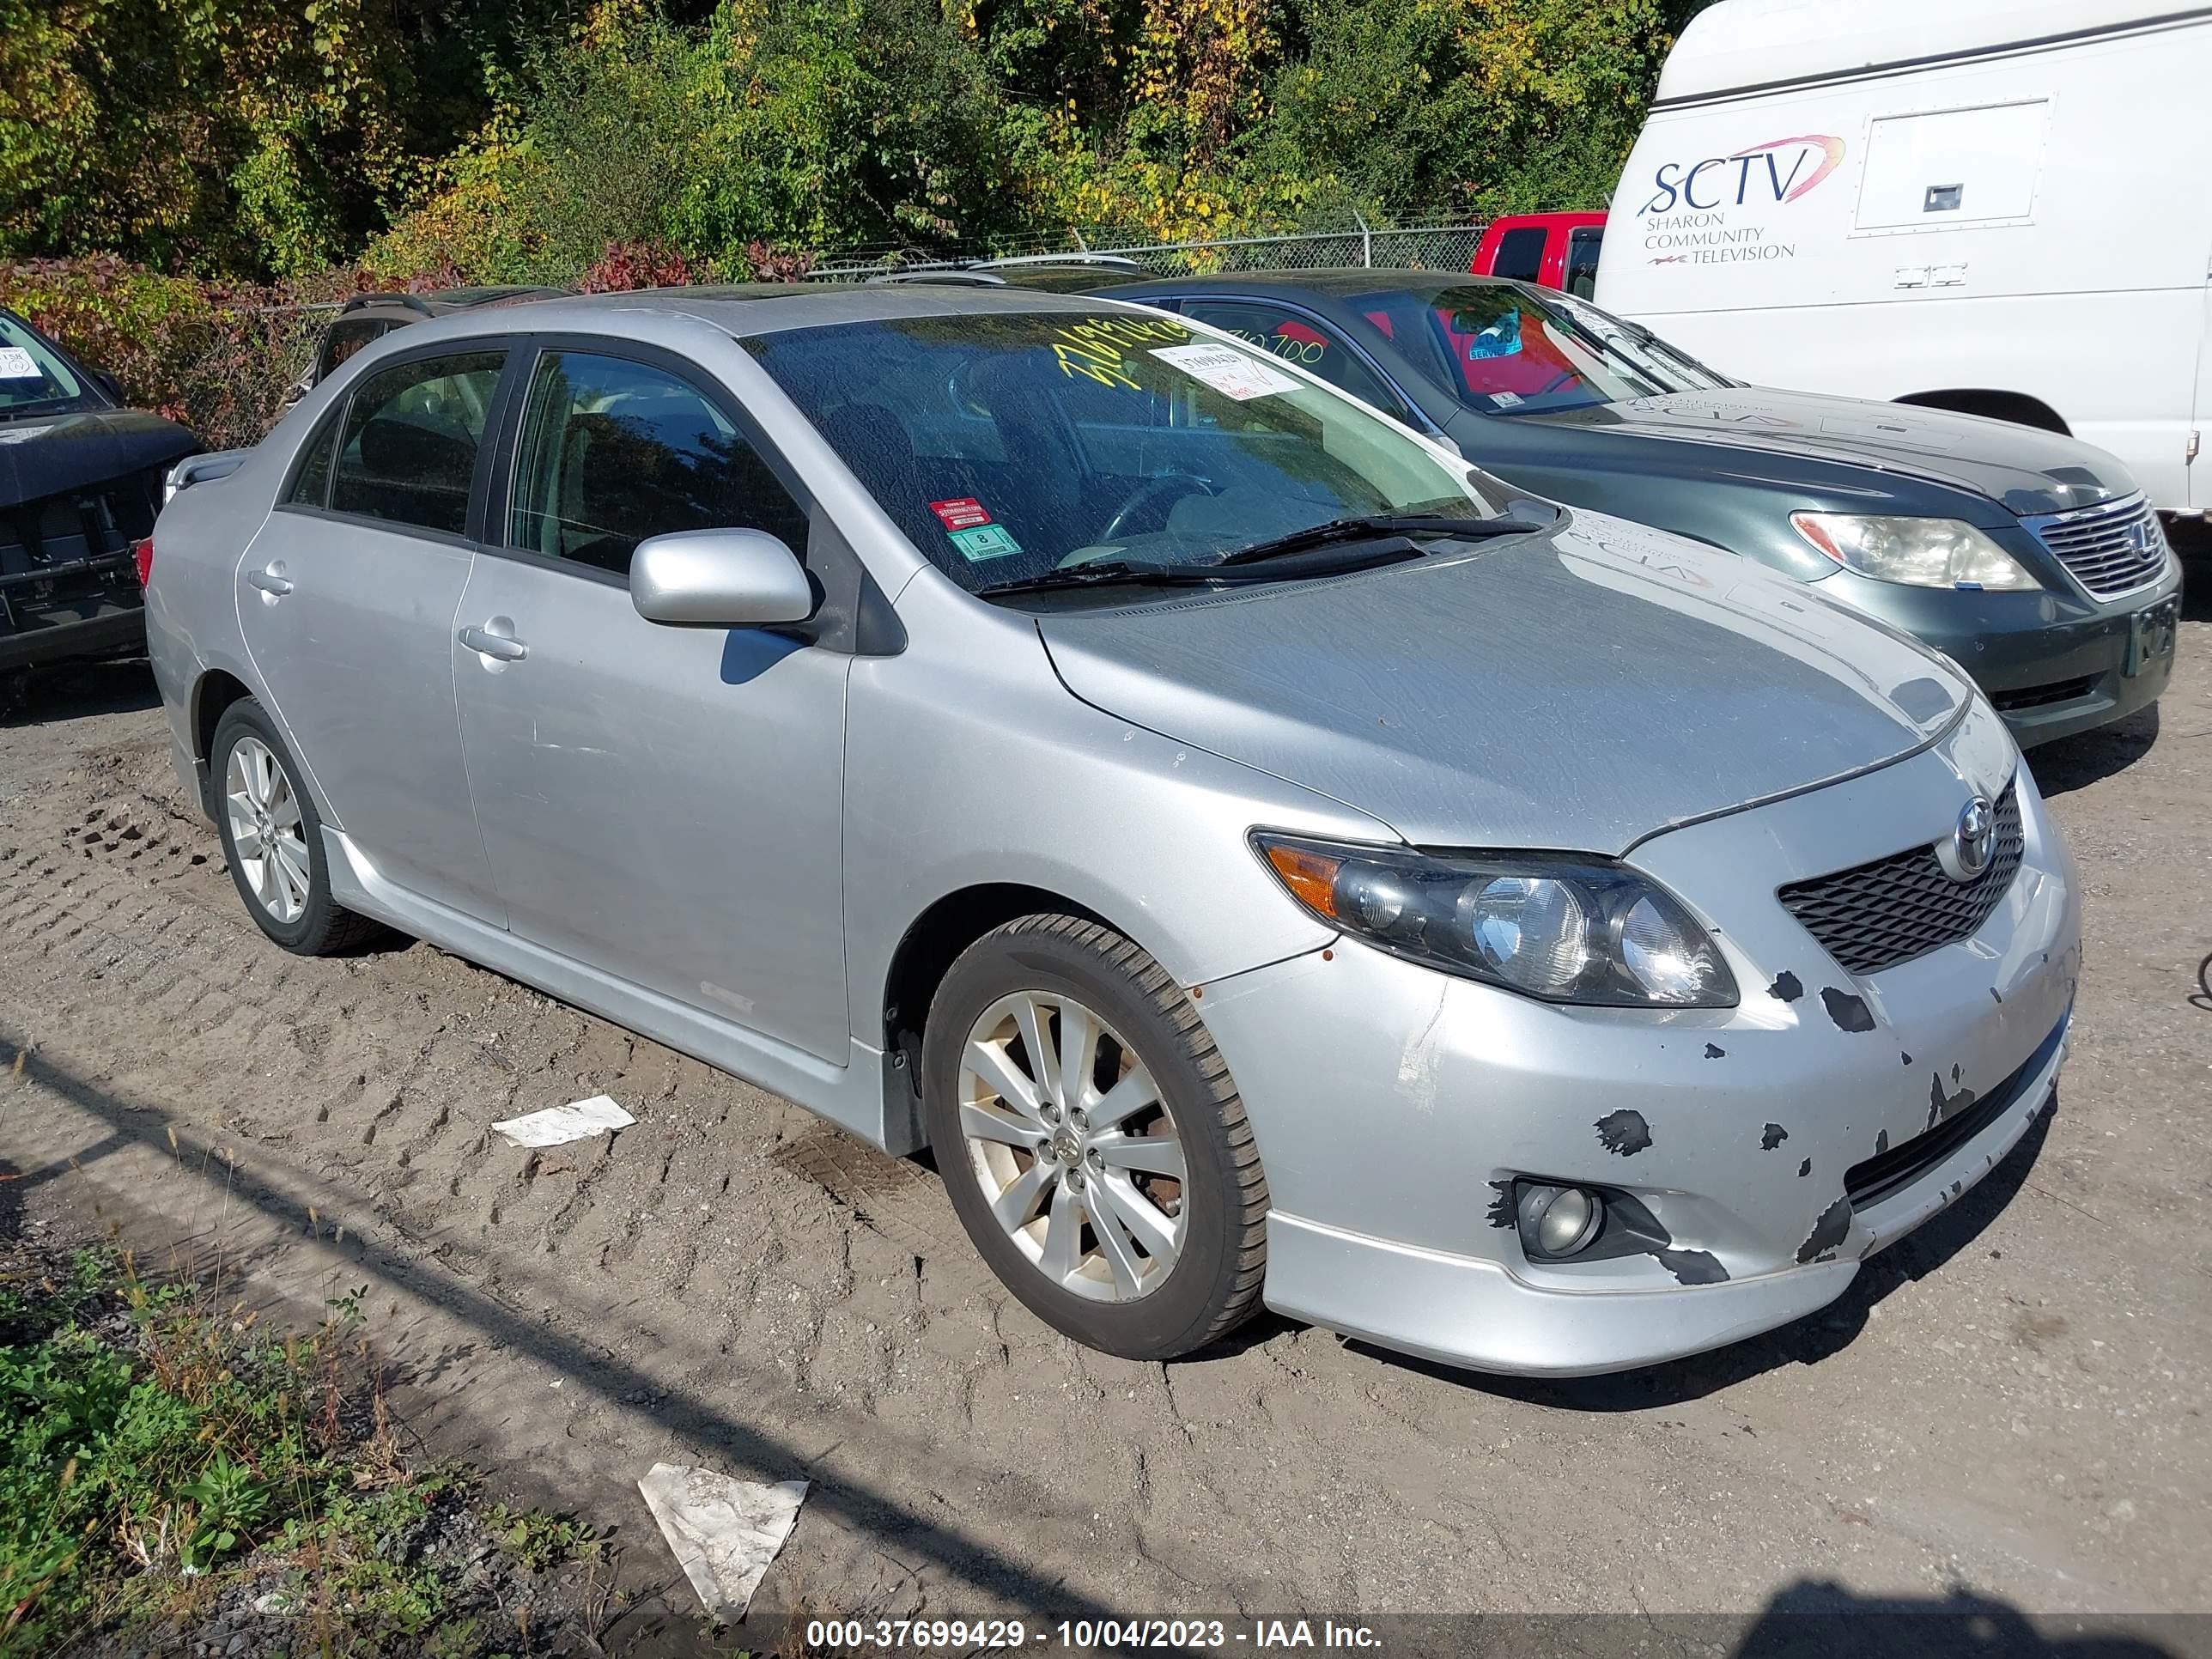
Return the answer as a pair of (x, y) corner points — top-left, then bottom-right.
(1951, 797), (1996, 880)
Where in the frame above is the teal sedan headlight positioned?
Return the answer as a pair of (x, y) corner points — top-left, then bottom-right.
(1790, 513), (2039, 590)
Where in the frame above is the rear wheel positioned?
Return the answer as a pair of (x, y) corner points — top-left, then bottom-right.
(923, 915), (1268, 1359)
(211, 700), (382, 956)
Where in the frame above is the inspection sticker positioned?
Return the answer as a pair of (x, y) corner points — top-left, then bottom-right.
(948, 523), (1023, 562)
(0, 347), (41, 380)
(929, 497), (994, 530)
(1149, 343), (1299, 401)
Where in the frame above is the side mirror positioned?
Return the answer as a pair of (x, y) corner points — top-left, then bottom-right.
(91, 369), (125, 403)
(630, 528), (816, 629)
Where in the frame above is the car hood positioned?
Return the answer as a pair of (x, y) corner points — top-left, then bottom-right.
(0, 407), (200, 508)
(1036, 514), (1975, 853)
(1519, 388), (2130, 517)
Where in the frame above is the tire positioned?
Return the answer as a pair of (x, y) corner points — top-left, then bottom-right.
(922, 915), (1268, 1360)
(210, 699), (382, 956)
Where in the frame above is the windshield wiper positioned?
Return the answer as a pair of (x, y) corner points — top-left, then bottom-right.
(1213, 513), (1543, 568)
(974, 559), (1231, 599)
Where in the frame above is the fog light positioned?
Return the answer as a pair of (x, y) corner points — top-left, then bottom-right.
(1516, 1182), (1603, 1259)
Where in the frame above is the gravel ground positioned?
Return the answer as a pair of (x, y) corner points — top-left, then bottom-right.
(0, 563), (2206, 1654)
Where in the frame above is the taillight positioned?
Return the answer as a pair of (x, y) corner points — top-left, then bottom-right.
(132, 536), (155, 587)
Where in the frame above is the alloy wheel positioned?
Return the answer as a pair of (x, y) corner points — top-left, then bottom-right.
(957, 990), (1188, 1302)
(223, 735), (311, 925)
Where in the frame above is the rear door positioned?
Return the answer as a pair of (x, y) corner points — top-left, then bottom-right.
(450, 341), (851, 1062)
(2195, 263), (2212, 509)
(234, 346), (508, 923)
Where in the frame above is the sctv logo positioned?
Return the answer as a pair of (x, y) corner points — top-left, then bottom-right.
(1640, 135), (1845, 215)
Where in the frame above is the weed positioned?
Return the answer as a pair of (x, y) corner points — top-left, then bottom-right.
(0, 1242), (604, 1656)
(483, 1502), (600, 1573)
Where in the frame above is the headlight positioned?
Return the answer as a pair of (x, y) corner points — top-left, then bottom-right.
(1790, 513), (2039, 590)
(1254, 834), (1737, 1007)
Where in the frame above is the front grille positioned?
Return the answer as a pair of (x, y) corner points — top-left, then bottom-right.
(2023, 495), (2171, 599)
(1776, 783), (2024, 976)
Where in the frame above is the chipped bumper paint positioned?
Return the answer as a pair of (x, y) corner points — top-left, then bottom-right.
(1190, 748), (2079, 1376)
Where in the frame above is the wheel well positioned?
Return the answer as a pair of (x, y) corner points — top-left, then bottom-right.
(189, 670), (255, 813)
(1894, 389), (2069, 435)
(191, 670), (254, 762)
(881, 884), (1110, 1135)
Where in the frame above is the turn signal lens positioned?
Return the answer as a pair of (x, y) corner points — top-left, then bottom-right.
(1262, 842), (1341, 917)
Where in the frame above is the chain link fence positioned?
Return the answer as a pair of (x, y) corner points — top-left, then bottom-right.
(806, 215), (1486, 283)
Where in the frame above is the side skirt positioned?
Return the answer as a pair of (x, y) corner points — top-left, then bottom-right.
(322, 828), (913, 1152)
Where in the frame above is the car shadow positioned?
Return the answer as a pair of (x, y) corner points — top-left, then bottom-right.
(1728, 1581), (2186, 1659)
(1340, 1095), (2057, 1410)
(1, 657), (161, 726)
(2028, 701), (2160, 796)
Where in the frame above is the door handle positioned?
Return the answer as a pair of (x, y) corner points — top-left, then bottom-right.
(246, 567), (293, 595)
(459, 624), (528, 662)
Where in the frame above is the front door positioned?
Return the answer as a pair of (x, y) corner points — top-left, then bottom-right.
(451, 344), (850, 1063)
(234, 347), (508, 923)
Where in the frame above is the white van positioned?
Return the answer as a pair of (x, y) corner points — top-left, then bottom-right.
(1595, 0), (2212, 514)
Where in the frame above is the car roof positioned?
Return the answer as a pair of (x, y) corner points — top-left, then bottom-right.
(334, 286), (568, 321)
(1098, 268), (1520, 303)
(377, 283), (1158, 341)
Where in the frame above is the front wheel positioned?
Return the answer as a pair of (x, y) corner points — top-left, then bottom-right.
(922, 915), (1269, 1359)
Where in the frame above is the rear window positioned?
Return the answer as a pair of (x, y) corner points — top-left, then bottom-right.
(331, 351), (505, 536)
(1487, 226), (1547, 283)
(745, 311), (1480, 594)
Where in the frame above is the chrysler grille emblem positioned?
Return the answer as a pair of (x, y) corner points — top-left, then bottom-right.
(1951, 797), (1996, 881)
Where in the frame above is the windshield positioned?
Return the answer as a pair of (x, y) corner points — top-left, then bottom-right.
(746, 311), (1490, 593)
(0, 310), (93, 417)
(1343, 283), (1729, 416)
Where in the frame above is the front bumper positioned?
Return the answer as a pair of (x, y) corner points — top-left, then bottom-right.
(1818, 552), (2181, 748)
(1199, 737), (2081, 1376)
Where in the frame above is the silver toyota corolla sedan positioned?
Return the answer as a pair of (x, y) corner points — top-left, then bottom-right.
(143, 286), (2080, 1376)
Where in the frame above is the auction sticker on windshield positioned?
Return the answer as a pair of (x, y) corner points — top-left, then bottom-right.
(948, 523), (1023, 562)
(930, 498), (994, 531)
(0, 348), (43, 380)
(1151, 343), (1299, 401)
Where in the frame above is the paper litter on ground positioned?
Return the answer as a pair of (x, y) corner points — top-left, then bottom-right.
(637, 1464), (808, 1623)
(489, 1094), (635, 1149)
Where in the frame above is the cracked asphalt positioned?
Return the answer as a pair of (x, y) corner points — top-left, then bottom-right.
(1, 559), (2206, 1648)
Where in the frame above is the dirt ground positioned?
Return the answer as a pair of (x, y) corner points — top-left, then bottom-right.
(2, 557), (2208, 1654)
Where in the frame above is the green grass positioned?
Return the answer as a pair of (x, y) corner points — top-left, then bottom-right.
(0, 1244), (599, 1655)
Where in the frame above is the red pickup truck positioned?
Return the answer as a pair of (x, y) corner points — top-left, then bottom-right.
(1468, 212), (1607, 297)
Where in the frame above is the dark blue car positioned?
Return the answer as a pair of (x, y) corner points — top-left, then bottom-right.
(1088, 270), (2181, 748)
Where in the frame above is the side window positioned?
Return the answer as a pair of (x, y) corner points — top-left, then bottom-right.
(1488, 226), (1547, 284)
(331, 350), (504, 537)
(285, 409), (342, 507)
(508, 351), (809, 576)
(318, 319), (390, 382)
(1565, 228), (1603, 300)
(1180, 301), (1401, 414)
